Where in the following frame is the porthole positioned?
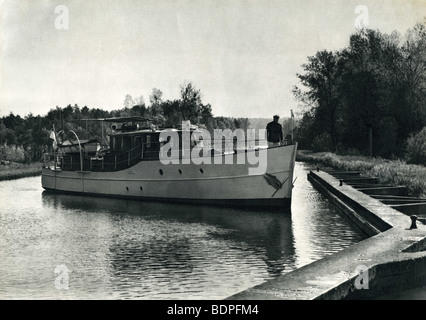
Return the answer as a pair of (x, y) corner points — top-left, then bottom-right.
(139, 186), (143, 191)
(159, 169), (163, 175)
(199, 168), (204, 174)
(178, 169), (182, 175)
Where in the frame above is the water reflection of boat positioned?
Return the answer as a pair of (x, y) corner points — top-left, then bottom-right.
(41, 192), (295, 278)
(42, 117), (297, 208)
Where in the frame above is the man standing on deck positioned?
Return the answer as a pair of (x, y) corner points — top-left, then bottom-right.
(266, 115), (283, 148)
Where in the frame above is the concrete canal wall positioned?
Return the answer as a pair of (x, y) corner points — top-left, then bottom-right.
(227, 170), (426, 300)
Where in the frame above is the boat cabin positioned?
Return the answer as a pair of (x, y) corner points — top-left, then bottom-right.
(48, 116), (201, 172)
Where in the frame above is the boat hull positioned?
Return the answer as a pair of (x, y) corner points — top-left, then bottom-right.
(42, 143), (297, 208)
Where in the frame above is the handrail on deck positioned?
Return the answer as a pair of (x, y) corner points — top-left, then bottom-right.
(43, 137), (295, 172)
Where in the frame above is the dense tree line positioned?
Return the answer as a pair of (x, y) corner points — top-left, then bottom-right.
(0, 82), (250, 163)
(293, 21), (426, 164)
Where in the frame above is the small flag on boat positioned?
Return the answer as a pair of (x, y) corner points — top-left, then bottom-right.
(49, 129), (57, 149)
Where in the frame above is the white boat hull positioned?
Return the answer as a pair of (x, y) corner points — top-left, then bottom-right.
(42, 143), (297, 208)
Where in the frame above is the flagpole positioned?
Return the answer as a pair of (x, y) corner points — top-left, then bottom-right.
(53, 124), (56, 141)
(52, 124), (57, 169)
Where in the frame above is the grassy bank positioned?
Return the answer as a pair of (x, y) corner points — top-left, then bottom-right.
(0, 162), (42, 181)
(297, 150), (426, 198)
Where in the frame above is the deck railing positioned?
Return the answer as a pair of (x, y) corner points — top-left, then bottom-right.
(43, 138), (294, 172)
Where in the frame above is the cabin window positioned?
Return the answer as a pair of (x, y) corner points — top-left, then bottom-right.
(151, 134), (160, 150)
(117, 136), (122, 151)
(123, 136), (132, 151)
(111, 136), (116, 151)
(135, 136), (143, 158)
(134, 136), (142, 147)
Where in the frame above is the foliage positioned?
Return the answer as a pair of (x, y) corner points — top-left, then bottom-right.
(0, 82), (252, 162)
(405, 126), (426, 165)
(311, 132), (333, 152)
(0, 144), (26, 163)
(293, 50), (341, 152)
(297, 151), (426, 197)
(0, 162), (41, 181)
(294, 20), (426, 160)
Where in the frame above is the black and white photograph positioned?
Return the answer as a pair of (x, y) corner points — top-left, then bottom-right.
(0, 0), (425, 306)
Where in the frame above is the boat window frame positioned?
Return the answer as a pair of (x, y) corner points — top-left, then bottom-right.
(111, 136), (116, 152)
(123, 135), (132, 151)
(134, 136), (142, 148)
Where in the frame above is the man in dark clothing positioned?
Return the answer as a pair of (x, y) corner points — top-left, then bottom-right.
(266, 115), (283, 148)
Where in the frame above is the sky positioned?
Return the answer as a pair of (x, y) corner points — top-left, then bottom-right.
(0, 0), (425, 119)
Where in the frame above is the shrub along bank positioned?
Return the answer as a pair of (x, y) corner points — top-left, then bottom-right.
(297, 151), (426, 197)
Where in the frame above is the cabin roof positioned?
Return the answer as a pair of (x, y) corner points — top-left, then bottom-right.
(110, 129), (159, 136)
(103, 116), (151, 123)
(76, 116), (152, 123)
(110, 127), (191, 136)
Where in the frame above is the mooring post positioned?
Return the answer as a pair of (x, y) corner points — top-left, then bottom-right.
(410, 215), (418, 229)
(317, 167), (319, 172)
(339, 179), (343, 187)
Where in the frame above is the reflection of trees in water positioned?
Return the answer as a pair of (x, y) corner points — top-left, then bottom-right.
(41, 192), (296, 279)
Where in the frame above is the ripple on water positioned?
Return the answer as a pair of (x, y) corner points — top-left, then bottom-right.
(0, 164), (367, 299)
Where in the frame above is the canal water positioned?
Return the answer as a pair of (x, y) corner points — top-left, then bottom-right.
(0, 162), (366, 300)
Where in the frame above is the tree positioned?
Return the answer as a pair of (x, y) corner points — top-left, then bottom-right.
(178, 82), (213, 126)
(123, 94), (135, 116)
(149, 88), (163, 118)
(81, 106), (90, 116)
(293, 21), (426, 158)
(294, 50), (341, 152)
(399, 23), (426, 135)
(130, 104), (147, 117)
(179, 82), (202, 122)
(161, 99), (182, 127)
(149, 88), (163, 106)
(338, 29), (405, 156)
(135, 95), (145, 106)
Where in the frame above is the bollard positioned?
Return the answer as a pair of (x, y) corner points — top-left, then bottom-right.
(339, 179), (343, 187)
(410, 215), (418, 229)
(317, 167), (320, 172)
